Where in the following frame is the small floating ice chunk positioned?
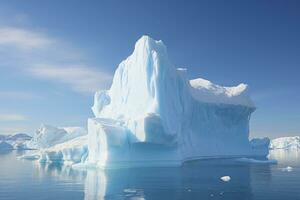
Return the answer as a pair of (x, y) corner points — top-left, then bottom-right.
(282, 166), (293, 172)
(220, 176), (231, 182)
(19, 154), (40, 160)
(123, 188), (137, 193)
(235, 157), (277, 164)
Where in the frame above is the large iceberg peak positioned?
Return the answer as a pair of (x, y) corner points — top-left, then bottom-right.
(92, 35), (187, 140)
(133, 35), (168, 58)
(93, 35), (183, 119)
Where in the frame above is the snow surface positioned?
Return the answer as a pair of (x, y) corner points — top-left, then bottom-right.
(26, 124), (87, 149)
(190, 78), (254, 107)
(270, 136), (300, 150)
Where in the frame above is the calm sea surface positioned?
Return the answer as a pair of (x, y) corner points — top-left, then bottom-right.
(0, 150), (300, 200)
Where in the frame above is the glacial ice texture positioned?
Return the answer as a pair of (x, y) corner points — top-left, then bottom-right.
(88, 35), (269, 168)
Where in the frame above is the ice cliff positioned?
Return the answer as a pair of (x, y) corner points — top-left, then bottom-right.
(87, 35), (268, 168)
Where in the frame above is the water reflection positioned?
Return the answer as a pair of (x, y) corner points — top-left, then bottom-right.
(82, 160), (272, 200)
(33, 161), (87, 182)
(0, 148), (13, 154)
(269, 149), (300, 166)
(2, 150), (299, 200)
(30, 158), (276, 200)
(84, 170), (107, 200)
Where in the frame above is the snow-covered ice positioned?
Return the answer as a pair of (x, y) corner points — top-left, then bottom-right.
(270, 136), (300, 150)
(190, 78), (254, 107)
(21, 125), (88, 165)
(26, 124), (87, 149)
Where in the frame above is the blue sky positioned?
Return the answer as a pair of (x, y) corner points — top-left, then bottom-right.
(0, 0), (299, 138)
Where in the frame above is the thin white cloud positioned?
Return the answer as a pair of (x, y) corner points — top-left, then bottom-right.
(0, 27), (53, 50)
(0, 91), (40, 100)
(0, 13), (112, 134)
(29, 64), (112, 94)
(0, 25), (112, 94)
(0, 114), (27, 121)
(0, 126), (28, 135)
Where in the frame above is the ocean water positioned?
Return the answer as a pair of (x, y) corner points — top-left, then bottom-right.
(0, 150), (300, 200)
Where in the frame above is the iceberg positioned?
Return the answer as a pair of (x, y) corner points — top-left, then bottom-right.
(22, 36), (270, 168)
(5, 133), (32, 141)
(87, 35), (269, 168)
(0, 133), (32, 150)
(249, 137), (270, 156)
(21, 125), (88, 165)
(270, 136), (300, 150)
(36, 135), (88, 165)
(26, 124), (87, 149)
